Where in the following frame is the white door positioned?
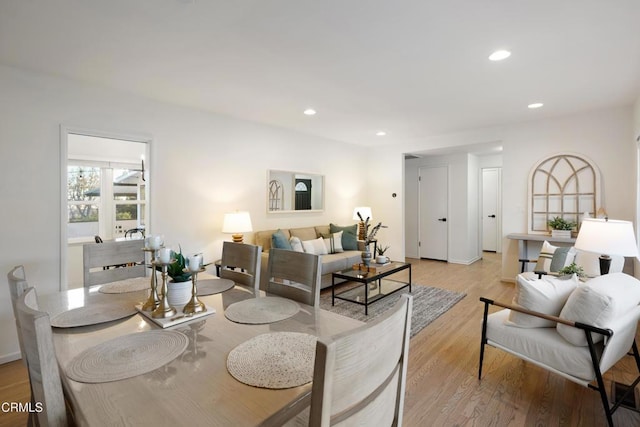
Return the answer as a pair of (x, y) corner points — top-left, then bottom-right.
(419, 166), (448, 260)
(482, 168), (501, 252)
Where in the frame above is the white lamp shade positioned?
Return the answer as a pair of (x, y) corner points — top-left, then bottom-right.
(353, 207), (372, 221)
(574, 218), (639, 257)
(222, 211), (253, 233)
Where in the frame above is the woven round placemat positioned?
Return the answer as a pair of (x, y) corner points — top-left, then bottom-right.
(224, 297), (299, 324)
(227, 332), (317, 389)
(66, 330), (188, 383)
(51, 302), (137, 328)
(197, 278), (235, 296)
(99, 276), (151, 294)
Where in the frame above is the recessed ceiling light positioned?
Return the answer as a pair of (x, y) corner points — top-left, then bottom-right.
(489, 50), (511, 61)
(528, 103), (544, 109)
(376, 131), (386, 136)
(303, 109), (316, 116)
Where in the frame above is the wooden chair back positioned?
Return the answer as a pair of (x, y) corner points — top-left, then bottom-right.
(266, 248), (322, 307)
(16, 287), (68, 427)
(7, 265), (29, 364)
(220, 241), (262, 294)
(309, 293), (413, 426)
(83, 239), (145, 287)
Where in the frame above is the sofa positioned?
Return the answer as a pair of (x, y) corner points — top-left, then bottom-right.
(252, 224), (365, 290)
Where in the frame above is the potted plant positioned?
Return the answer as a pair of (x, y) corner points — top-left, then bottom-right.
(376, 244), (390, 264)
(156, 247), (192, 307)
(547, 216), (576, 238)
(557, 262), (585, 278)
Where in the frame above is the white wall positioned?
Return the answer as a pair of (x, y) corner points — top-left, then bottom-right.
(403, 152), (480, 264)
(0, 65), (367, 362)
(370, 106), (635, 282)
(500, 107), (635, 281)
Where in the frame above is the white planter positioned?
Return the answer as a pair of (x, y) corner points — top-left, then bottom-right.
(167, 280), (192, 308)
(551, 230), (572, 238)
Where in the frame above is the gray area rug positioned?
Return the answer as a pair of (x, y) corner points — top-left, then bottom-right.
(320, 284), (466, 338)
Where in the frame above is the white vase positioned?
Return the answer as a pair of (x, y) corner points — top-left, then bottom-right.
(167, 280), (192, 308)
(551, 230), (571, 238)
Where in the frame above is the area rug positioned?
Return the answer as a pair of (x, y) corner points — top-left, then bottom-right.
(320, 284), (466, 338)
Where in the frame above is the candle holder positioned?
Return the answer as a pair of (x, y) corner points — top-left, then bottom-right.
(182, 267), (207, 315)
(152, 260), (177, 319)
(141, 247), (161, 311)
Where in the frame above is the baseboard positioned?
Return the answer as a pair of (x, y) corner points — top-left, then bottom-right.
(501, 277), (516, 284)
(0, 351), (22, 365)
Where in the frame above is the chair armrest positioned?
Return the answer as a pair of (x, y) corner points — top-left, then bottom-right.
(479, 297), (612, 336)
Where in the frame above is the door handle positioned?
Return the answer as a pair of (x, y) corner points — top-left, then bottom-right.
(438, 218), (447, 222)
(488, 214), (496, 218)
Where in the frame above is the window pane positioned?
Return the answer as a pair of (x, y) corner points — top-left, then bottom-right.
(68, 166), (100, 202)
(68, 204), (99, 238)
(113, 169), (141, 201)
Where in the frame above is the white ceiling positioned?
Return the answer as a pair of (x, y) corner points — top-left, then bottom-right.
(2, 1), (639, 148)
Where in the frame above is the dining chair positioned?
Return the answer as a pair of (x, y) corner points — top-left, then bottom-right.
(266, 248), (322, 307)
(16, 287), (69, 427)
(220, 241), (262, 294)
(83, 239), (145, 286)
(7, 265), (29, 363)
(308, 293), (413, 426)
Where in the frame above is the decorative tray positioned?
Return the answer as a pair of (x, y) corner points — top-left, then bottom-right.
(135, 304), (215, 329)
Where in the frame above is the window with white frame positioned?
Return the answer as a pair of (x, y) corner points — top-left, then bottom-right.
(67, 162), (146, 242)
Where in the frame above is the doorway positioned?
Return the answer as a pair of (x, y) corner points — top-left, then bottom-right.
(481, 168), (502, 253)
(419, 165), (448, 261)
(60, 127), (151, 289)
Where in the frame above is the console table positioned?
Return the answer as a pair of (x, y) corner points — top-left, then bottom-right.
(507, 233), (576, 272)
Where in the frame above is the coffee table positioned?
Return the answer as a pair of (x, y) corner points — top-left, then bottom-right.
(331, 262), (411, 315)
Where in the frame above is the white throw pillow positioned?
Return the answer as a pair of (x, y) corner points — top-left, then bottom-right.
(289, 236), (304, 253)
(323, 231), (344, 254)
(534, 241), (575, 273)
(557, 273), (640, 346)
(506, 273), (579, 328)
(301, 237), (328, 255)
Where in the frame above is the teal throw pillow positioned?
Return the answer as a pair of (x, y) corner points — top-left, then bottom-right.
(329, 223), (358, 250)
(272, 229), (292, 250)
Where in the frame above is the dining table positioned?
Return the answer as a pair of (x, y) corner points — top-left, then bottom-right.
(40, 278), (363, 426)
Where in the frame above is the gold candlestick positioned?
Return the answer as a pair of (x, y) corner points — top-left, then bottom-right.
(152, 262), (177, 318)
(141, 248), (161, 311)
(183, 268), (206, 315)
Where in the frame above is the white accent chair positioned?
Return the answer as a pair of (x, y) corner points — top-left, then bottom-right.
(479, 272), (640, 427)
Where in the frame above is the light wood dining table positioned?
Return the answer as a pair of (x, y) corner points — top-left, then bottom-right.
(40, 282), (363, 426)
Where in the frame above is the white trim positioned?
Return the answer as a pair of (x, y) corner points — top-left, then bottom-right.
(0, 351), (22, 365)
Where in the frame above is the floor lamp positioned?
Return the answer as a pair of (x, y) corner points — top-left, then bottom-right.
(574, 218), (639, 275)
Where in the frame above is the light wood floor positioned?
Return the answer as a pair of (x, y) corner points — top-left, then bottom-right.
(1, 252), (639, 426)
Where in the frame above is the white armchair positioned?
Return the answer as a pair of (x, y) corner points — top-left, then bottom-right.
(479, 273), (640, 426)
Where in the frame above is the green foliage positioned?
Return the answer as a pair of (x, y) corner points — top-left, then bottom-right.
(376, 244), (390, 256)
(558, 262), (585, 277)
(547, 216), (576, 230)
(156, 246), (192, 282)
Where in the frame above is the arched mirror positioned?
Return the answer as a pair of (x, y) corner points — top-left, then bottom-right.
(528, 153), (600, 234)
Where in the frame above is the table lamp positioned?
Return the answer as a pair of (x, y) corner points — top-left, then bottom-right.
(353, 207), (372, 241)
(222, 211), (253, 243)
(574, 218), (639, 275)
